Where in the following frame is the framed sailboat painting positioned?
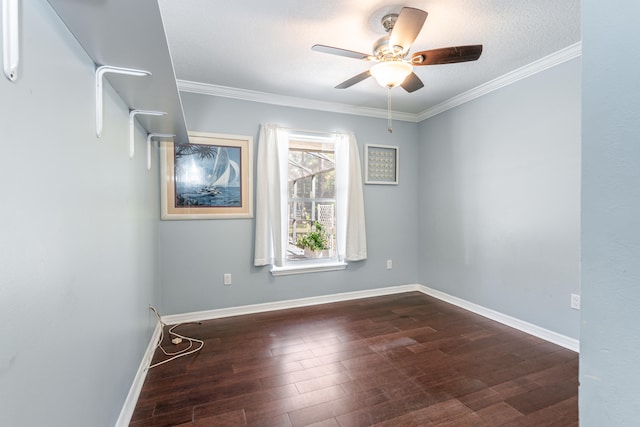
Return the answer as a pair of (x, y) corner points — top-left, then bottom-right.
(160, 132), (253, 219)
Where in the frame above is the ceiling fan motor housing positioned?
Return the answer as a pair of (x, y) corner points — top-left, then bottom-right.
(373, 35), (405, 60)
(374, 13), (405, 60)
(381, 13), (398, 33)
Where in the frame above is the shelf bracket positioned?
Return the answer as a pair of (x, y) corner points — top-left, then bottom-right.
(95, 65), (151, 138)
(129, 110), (166, 159)
(2, 0), (19, 81)
(146, 133), (174, 171)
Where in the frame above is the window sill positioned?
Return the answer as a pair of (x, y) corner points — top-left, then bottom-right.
(271, 260), (347, 276)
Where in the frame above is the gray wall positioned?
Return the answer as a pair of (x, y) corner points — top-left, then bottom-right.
(0, 3), (591, 425)
(417, 58), (581, 339)
(159, 94), (420, 314)
(0, 2), (160, 426)
(580, 1), (640, 424)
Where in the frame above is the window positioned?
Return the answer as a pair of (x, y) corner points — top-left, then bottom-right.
(254, 124), (367, 275)
(287, 138), (337, 262)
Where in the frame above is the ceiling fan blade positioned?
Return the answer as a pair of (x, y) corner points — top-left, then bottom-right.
(335, 70), (372, 89)
(389, 7), (428, 53)
(312, 44), (371, 60)
(411, 45), (483, 66)
(401, 72), (424, 93)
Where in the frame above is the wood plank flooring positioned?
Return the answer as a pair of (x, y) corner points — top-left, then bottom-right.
(130, 292), (578, 426)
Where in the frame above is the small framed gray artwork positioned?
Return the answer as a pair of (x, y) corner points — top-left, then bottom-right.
(364, 144), (399, 185)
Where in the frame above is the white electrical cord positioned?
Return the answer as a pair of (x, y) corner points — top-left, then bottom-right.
(148, 306), (204, 369)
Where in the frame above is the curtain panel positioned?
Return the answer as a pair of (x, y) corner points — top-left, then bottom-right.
(254, 123), (367, 268)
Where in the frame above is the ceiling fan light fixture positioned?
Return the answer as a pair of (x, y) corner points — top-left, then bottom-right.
(370, 61), (413, 88)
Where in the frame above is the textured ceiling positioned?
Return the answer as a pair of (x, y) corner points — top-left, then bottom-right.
(158, 0), (580, 116)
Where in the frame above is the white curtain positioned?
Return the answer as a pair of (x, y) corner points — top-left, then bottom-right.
(254, 123), (289, 267)
(254, 125), (367, 267)
(335, 132), (367, 261)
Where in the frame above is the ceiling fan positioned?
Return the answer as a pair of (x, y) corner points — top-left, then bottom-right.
(312, 7), (483, 93)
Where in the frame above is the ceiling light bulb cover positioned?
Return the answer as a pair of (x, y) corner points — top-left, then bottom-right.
(370, 61), (413, 88)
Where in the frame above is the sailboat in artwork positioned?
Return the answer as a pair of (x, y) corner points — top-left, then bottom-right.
(211, 148), (240, 187)
(198, 147), (240, 195)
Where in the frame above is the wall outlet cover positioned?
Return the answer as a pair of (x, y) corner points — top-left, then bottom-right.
(571, 293), (580, 310)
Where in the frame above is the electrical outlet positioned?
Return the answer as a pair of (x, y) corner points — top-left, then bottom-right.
(223, 273), (232, 286)
(571, 293), (580, 310)
(386, 259), (393, 270)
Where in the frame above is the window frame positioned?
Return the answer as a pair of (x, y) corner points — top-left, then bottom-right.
(272, 133), (347, 275)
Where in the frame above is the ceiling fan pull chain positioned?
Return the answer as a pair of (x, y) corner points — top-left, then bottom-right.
(387, 86), (393, 133)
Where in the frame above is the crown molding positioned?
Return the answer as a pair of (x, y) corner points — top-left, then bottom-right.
(177, 79), (419, 122)
(417, 41), (582, 121)
(178, 42), (581, 124)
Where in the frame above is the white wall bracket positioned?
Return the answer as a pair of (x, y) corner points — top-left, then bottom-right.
(95, 65), (151, 138)
(2, 0), (19, 81)
(146, 133), (174, 171)
(129, 110), (166, 159)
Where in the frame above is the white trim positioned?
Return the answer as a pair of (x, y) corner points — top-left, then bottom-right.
(416, 285), (580, 352)
(271, 261), (348, 276)
(161, 285), (419, 325)
(416, 42), (582, 121)
(115, 321), (162, 427)
(177, 43), (581, 124)
(177, 79), (418, 122)
(159, 283), (578, 352)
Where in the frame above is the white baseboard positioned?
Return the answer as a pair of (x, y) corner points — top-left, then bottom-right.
(161, 284), (421, 325)
(416, 285), (580, 352)
(161, 284), (578, 352)
(118, 283), (579, 425)
(115, 321), (162, 427)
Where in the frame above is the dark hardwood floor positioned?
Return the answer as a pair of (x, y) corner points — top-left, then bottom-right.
(130, 292), (578, 426)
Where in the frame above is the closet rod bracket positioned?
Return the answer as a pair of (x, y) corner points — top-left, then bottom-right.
(146, 133), (174, 171)
(129, 110), (166, 159)
(2, 0), (19, 81)
(95, 65), (151, 138)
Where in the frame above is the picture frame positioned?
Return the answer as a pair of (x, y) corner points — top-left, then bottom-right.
(364, 144), (399, 185)
(160, 131), (253, 220)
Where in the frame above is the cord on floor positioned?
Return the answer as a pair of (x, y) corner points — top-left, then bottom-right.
(147, 306), (204, 369)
